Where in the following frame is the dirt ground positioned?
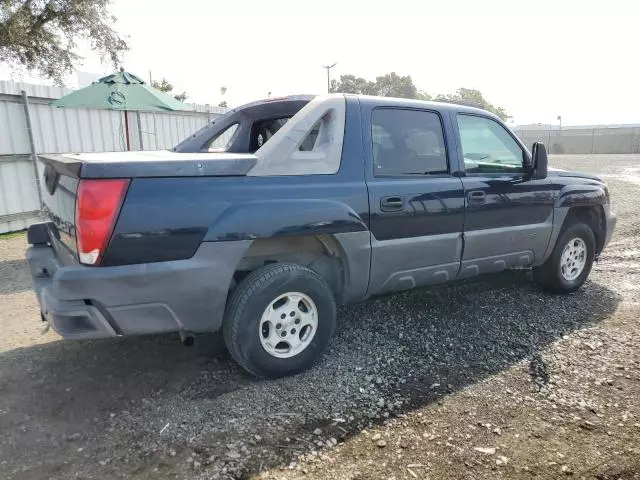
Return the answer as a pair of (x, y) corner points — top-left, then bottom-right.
(1, 154), (639, 480)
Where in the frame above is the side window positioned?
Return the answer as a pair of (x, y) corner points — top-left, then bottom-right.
(207, 123), (238, 152)
(371, 109), (448, 176)
(299, 121), (321, 151)
(457, 115), (524, 173)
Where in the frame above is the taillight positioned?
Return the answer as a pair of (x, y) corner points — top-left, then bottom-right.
(75, 179), (130, 265)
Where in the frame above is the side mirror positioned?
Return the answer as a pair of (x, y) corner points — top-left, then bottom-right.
(530, 142), (548, 179)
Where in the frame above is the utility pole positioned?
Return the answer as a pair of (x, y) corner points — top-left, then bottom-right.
(322, 63), (337, 93)
(557, 115), (562, 130)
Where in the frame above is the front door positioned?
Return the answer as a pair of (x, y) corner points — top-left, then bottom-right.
(453, 113), (554, 277)
(364, 106), (465, 296)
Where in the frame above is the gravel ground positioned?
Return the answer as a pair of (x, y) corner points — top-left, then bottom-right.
(1, 154), (639, 480)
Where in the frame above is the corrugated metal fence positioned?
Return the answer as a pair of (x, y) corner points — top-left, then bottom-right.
(0, 81), (226, 233)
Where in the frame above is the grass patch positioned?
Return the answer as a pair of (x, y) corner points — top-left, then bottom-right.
(0, 230), (26, 240)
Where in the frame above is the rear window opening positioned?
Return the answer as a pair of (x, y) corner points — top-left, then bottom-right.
(207, 117), (311, 153)
(206, 123), (239, 152)
(174, 95), (314, 154)
(250, 118), (291, 152)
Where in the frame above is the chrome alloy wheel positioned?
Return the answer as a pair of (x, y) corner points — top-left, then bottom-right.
(258, 292), (318, 358)
(560, 237), (587, 281)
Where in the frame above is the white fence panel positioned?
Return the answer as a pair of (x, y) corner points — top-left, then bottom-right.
(31, 104), (118, 153)
(134, 111), (209, 151)
(0, 80), (223, 156)
(0, 100), (31, 155)
(0, 158), (40, 234)
(0, 80), (72, 99)
(0, 80), (226, 233)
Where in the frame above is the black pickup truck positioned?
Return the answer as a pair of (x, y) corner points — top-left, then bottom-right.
(26, 94), (616, 378)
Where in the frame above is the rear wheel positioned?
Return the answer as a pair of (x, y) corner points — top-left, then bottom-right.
(223, 263), (336, 378)
(534, 221), (596, 293)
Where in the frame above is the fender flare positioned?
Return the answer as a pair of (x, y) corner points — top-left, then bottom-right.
(554, 184), (607, 209)
(540, 184), (607, 263)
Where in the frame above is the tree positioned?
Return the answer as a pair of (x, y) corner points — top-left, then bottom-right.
(435, 88), (507, 120)
(329, 74), (376, 95)
(372, 72), (418, 98)
(330, 72), (507, 119)
(330, 72), (418, 98)
(218, 100), (227, 108)
(0, 0), (127, 85)
(151, 78), (187, 102)
(415, 90), (432, 101)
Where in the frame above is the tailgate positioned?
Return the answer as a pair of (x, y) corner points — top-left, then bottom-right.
(38, 155), (80, 257)
(36, 150), (258, 258)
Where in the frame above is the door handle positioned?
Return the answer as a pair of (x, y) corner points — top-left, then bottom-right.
(380, 196), (404, 212)
(467, 190), (486, 205)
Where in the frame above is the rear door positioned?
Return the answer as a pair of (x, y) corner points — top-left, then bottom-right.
(453, 113), (554, 277)
(363, 105), (465, 296)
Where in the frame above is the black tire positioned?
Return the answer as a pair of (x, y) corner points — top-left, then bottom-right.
(534, 221), (596, 294)
(223, 263), (336, 378)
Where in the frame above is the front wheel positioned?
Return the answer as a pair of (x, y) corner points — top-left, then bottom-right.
(223, 263), (337, 378)
(534, 221), (596, 294)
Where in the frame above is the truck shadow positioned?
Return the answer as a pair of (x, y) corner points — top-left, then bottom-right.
(0, 259), (31, 294)
(0, 271), (620, 479)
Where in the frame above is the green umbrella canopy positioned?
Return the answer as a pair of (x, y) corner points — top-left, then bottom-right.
(50, 70), (190, 112)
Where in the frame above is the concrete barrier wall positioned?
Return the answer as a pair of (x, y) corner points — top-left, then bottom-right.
(516, 127), (640, 154)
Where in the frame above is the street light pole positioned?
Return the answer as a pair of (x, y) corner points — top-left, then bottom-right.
(322, 63), (337, 93)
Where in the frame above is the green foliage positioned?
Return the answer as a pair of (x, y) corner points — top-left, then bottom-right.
(330, 72), (417, 99)
(372, 72), (418, 98)
(329, 74), (375, 95)
(434, 88), (507, 120)
(0, 0), (127, 85)
(330, 72), (507, 120)
(218, 100), (227, 108)
(151, 77), (187, 102)
(0, 229), (25, 239)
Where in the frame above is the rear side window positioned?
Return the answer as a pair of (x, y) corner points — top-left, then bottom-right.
(299, 121), (321, 151)
(372, 109), (448, 176)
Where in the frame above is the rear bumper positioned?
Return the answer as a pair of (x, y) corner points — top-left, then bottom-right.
(26, 231), (251, 340)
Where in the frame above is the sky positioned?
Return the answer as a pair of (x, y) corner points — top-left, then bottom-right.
(2, 0), (639, 126)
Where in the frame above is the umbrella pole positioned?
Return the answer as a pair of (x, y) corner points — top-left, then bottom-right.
(123, 110), (131, 151)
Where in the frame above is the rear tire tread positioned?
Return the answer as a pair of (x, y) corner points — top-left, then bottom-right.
(223, 263), (335, 378)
